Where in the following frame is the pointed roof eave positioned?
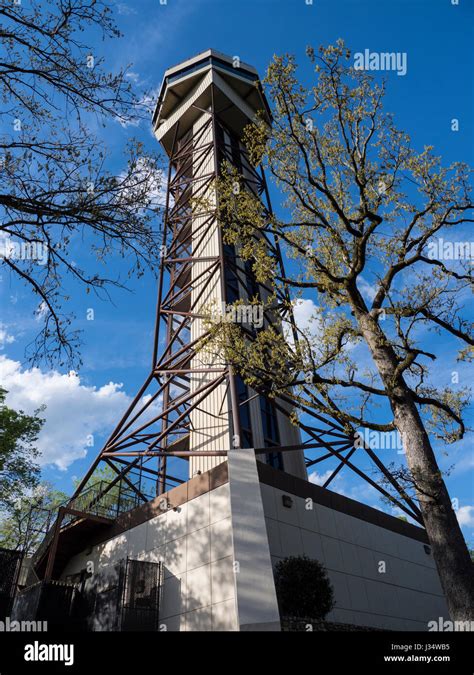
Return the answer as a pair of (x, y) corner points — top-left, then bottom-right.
(155, 68), (270, 155)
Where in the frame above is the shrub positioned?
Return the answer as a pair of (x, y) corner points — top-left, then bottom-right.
(274, 555), (335, 620)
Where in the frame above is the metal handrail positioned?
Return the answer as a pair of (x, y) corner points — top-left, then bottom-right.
(28, 480), (152, 561)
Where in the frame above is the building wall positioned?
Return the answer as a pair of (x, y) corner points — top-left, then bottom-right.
(61, 481), (239, 632)
(60, 461), (448, 632)
(260, 481), (448, 630)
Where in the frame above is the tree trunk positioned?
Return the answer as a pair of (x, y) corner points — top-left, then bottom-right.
(356, 310), (474, 621)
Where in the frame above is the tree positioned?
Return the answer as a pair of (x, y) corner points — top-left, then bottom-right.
(0, 481), (68, 553)
(0, 387), (49, 553)
(215, 42), (473, 620)
(0, 386), (42, 511)
(274, 555), (335, 620)
(0, 0), (164, 368)
(73, 464), (127, 517)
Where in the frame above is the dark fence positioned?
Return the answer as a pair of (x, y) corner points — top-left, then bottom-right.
(0, 548), (23, 619)
(12, 579), (89, 630)
(12, 558), (162, 632)
(120, 559), (162, 631)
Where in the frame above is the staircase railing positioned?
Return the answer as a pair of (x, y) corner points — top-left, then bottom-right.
(27, 480), (152, 564)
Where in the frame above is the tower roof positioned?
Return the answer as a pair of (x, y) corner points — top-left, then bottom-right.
(153, 49), (271, 154)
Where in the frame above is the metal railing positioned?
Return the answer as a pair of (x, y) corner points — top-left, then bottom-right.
(26, 480), (152, 561)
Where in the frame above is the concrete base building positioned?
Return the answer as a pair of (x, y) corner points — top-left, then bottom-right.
(56, 460), (447, 631)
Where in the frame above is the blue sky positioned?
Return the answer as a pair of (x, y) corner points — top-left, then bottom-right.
(1, 0), (472, 541)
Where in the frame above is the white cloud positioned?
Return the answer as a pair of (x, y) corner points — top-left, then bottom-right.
(115, 87), (160, 129)
(115, 114), (140, 129)
(308, 469), (335, 486)
(0, 325), (15, 349)
(358, 276), (378, 303)
(35, 301), (48, 322)
(292, 298), (322, 336)
(0, 356), (131, 470)
(136, 87), (160, 117)
(456, 505), (474, 528)
(116, 3), (137, 16)
(290, 297), (359, 356)
(125, 71), (140, 83)
(118, 156), (167, 208)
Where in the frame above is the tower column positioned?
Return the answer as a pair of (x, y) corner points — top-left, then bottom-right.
(153, 50), (308, 482)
